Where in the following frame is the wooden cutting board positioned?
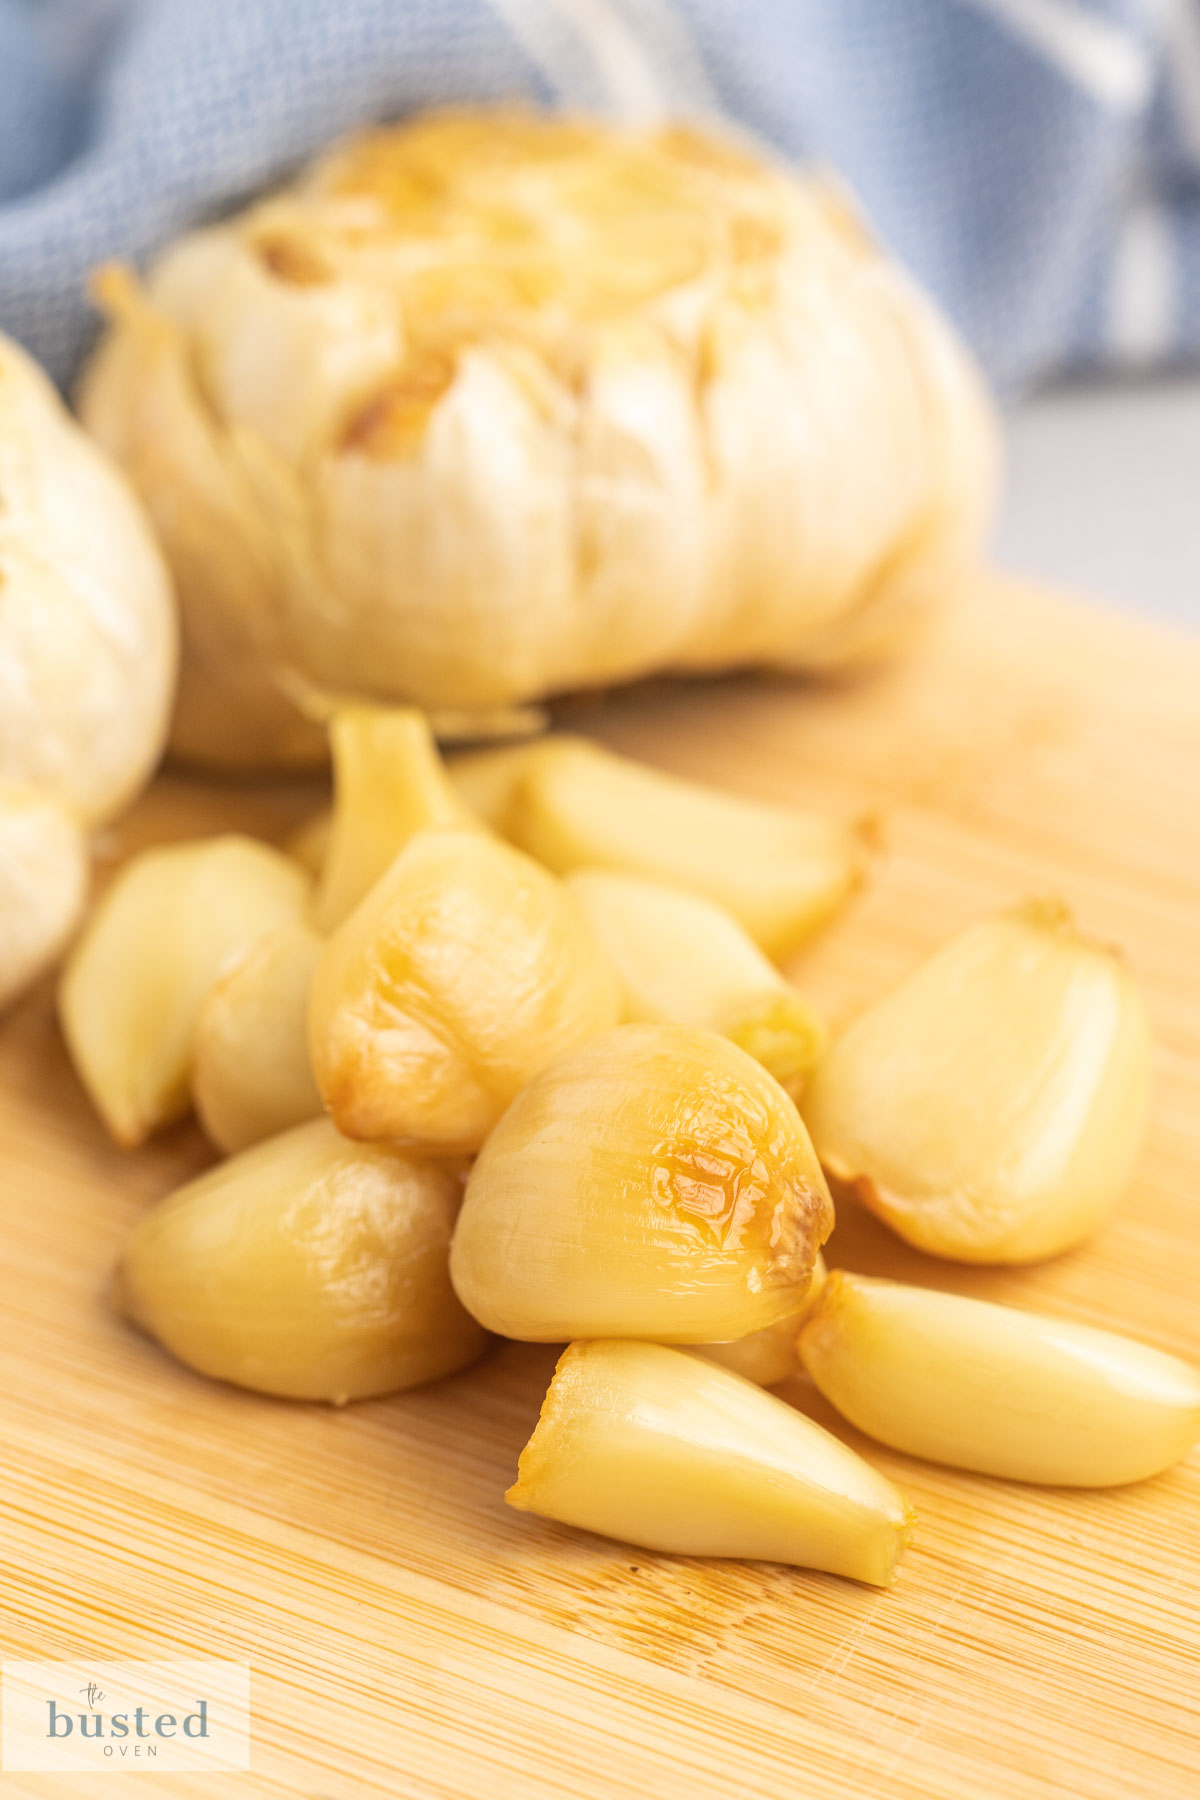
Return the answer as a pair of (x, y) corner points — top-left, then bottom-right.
(2, 574), (1198, 1800)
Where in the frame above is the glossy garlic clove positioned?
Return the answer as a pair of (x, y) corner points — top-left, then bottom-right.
(450, 1022), (833, 1343)
(60, 835), (309, 1145)
(802, 899), (1152, 1262)
(311, 703), (479, 931)
(692, 1253), (827, 1385)
(506, 738), (860, 957)
(193, 921), (324, 1153)
(508, 1339), (913, 1584)
(446, 737), (562, 833)
(800, 1272), (1200, 1486)
(309, 827), (620, 1152)
(567, 869), (825, 1099)
(115, 1116), (488, 1402)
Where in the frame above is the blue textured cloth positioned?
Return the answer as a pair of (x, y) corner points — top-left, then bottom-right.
(3, 0), (1200, 391)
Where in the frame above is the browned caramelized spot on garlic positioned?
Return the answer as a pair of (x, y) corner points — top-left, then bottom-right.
(339, 354), (457, 458)
(255, 232), (332, 286)
(648, 1081), (828, 1285)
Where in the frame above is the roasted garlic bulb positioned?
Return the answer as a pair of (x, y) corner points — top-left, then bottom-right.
(79, 110), (993, 770)
(60, 835), (309, 1145)
(450, 1022), (833, 1343)
(509, 1340), (913, 1583)
(803, 900), (1152, 1262)
(801, 1273), (1200, 1487)
(0, 330), (175, 1005)
(116, 1118), (487, 1402)
(309, 827), (619, 1151)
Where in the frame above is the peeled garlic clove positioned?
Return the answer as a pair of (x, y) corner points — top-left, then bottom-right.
(115, 1117), (487, 1401)
(309, 827), (620, 1151)
(193, 921), (324, 1153)
(693, 1253), (828, 1386)
(508, 739), (858, 957)
(803, 899), (1152, 1262)
(60, 835), (309, 1145)
(801, 1272), (1200, 1487)
(567, 869), (825, 1099)
(450, 1022), (833, 1343)
(312, 704), (478, 931)
(0, 785), (89, 1010)
(508, 1340), (913, 1583)
(446, 736), (576, 833)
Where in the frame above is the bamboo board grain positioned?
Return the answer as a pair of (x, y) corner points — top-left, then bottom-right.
(1, 573), (1198, 1800)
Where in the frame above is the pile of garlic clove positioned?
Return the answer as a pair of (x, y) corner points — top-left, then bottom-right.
(58, 707), (1200, 1587)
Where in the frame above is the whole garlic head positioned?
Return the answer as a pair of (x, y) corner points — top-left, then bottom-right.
(79, 109), (994, 771)
(0, 331), (176, 1006)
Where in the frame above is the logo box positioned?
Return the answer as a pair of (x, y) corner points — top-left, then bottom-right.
(2, 1662), (251, 1772)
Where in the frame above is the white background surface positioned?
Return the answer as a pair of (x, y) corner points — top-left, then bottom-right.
(993, 380), (1200, 631)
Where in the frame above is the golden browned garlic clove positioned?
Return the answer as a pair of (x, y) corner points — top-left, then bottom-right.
(450, 1022), (833, 1343)
(309, 827), (620, 1152)
(507, 738), (859, 956)
(802, 899), (1152, 1262)
(60, 835), (309, 1145)
(800, 1272), (1200, 1486)
(507, 1339), (913, 1583)
(567, 869), (825, 1099)
(116, 1117), (486, 1401)
(193, 921), (325, 1153)
(692, 1253), (828, 1385)
(311, 703), (479, 931)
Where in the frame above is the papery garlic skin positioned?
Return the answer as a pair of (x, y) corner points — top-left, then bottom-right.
(116, 1117), (487, 1402)
(567, 868), (825, 1096)
(510, 738), (858, 957)
(60, 835), (310, 1145)
(0, 786), (89, 1009)
(801, 1273), (1200, 1487)
(193, 921), (325, 1153)
(693, 1253), (827, 1385)
(803, 900), (1152, 1262)
(450, 1022), (833, 1343)
(309, 828), (620, 1152)
(79, 111), (992, 771)
(508, 1339), (913, 1583)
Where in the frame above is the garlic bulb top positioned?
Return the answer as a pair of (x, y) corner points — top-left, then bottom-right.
(80, 109), (994, 770)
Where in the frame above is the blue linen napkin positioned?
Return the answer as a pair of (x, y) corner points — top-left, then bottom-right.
(2, 0), (1198, 390)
